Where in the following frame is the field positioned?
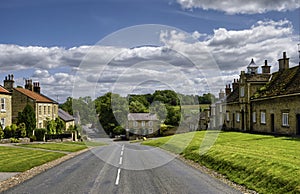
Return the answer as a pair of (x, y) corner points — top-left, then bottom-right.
(142, 131), (300, 193)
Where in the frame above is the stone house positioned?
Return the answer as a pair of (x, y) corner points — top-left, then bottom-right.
(0, 85), (12, 128)
(3, 75), (58, 131)
(58, 108), (75, 130)
(214, 52), (300, 135)
(127, 113), (159, 136)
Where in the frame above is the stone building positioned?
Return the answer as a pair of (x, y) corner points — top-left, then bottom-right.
(58, 108), (75, 130)
(214, 52), (300, 135)
(3, 75), (58, 130)
(127, 113), (159, 137)
(0, 85), (12, 128)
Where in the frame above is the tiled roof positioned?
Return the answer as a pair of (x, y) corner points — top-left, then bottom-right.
(128, 113), (158, 121)
(254, 66), (300, 98)
(0, 86), (10, 94)
(14, 88), (55, 103)
(58, 109), (74, 122)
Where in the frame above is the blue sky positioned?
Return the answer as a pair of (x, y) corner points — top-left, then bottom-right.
(0, 0), (299, 102)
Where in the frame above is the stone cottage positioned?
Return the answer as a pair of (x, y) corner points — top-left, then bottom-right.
(3, 75), (58, 131)
(127, 113), (159, 137)
(0, 85), (12, 128)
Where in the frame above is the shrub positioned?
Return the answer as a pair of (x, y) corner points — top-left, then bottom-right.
(35, 128), (46, 141)
(10, 137), (20, 143)
(0, 126), (4, 139)
(4, 126), (12, 138)
(17, 123), (26, 138)
(30, 135), (36, 142)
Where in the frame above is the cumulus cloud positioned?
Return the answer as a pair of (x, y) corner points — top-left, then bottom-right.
(176, 0), (300, 14)
(0, 19), (298, 102)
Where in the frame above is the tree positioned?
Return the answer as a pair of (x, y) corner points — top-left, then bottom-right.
(3, 126), (11, 138)
(129, 101), (148, 113)
(55, 117), (65, 134)
(113, 126), (126, 136)
(18, 104), (36, 137)
(0, 125), (4, 139)
(46, 119), (57, 134)
(17, 123), (26, 138)
(164, 105), (181, 126)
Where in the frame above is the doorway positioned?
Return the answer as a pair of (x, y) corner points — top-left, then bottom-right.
(296, 114), (300, 135)
(271, 114), (275, 133)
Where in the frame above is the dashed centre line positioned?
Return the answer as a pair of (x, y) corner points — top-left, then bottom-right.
(115, 144), (124, 186)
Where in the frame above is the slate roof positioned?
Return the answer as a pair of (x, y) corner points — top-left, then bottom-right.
(226, 88), (239, 103)
(128, 113), (158, 121)
(0, 86), (10, 95)
(14, 88), (55, 103)
(254, 66), (300, 98)
(58, 109), (74, 122)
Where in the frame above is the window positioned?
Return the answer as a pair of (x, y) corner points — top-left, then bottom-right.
(261, 112), (266, 124)
(149, 121), (153, 127)
(38, 106), (42, 115)
(149, 128), (153, 134)
(48, 106), (51, 115)
(282, 113), (289, 126)
(211, 107), (216, 116)
(226, 112), (230, 122)
(236, 113), (240, 122)
(0, 118), (5, 128)
(142, 121), (145, 127)
(133, 121), (138, 127)
(252, 112), (256, 123)
(240, 87), (245, 97)
(44, 106), (46, 115)
(1, 98), (5, 112)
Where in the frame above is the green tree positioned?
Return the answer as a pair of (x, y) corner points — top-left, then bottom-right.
(113, 126), (126, 136)
(46, 119), (57, 134)
(55, 117), (65, 134)
(164, 106), (181, 126)
(0, 125), (4, 139)
(3, 126), (12, 138)
(129, 101), (148, 113)
(35, 128), (46, 141)
(17, 123), (26, 138)
(18, 104), (36, 137)
(10, 124), (17, 138)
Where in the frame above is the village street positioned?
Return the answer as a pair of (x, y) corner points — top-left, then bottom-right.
(3, 141), (240, 194)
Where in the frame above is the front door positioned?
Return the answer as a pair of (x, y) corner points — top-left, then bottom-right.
(296, 114), (300, 135)
(271, 114), (275, 133)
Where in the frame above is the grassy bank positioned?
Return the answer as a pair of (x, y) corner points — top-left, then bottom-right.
(142, 131), (300, 193)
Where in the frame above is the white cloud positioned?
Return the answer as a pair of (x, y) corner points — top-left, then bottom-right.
(0, 19), (298, 102)
(176, 0), (300, 14)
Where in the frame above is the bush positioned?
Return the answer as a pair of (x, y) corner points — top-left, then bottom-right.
(0, 126), (4, 139)
(30, 135), (36, 142)
(17, 123), (26, 138)
(35, 128), (46, 141)
(10, 137), (20, 143)
(4, 126), (12, 138)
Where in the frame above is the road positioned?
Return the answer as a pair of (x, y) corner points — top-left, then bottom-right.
(3, 142), (241, 194)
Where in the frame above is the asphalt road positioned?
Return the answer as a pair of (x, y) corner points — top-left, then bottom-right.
(3, 142), (241, 194)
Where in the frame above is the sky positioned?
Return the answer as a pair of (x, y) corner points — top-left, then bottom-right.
(0, 0), (299, 103)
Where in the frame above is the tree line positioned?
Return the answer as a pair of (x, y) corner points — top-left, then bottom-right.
(60, 90), (215, 137)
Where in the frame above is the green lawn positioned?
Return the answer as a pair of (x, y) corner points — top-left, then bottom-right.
(0, 146), (65, 172)
(17, 141), (106, 152)
(142, 131), (300, 194)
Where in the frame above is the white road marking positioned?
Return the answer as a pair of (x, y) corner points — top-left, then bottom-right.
(115, 168), (121, 185)
(120, 150), (123, 156)
(119, 157), (123, 165)
(121, 144), (124, 151)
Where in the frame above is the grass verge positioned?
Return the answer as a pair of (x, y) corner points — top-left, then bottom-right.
(142, 131), (300, 193)
(0, 146), (65, 172)
(17, 141), (106, 152)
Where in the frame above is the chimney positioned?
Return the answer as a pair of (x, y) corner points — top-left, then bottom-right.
(232, 79), (239, 91)
(225, 84), (231, 96)
(219, 89), (225, 99)
(3, 74), (14, 92)
(33, 82), (41, 93)
(25, 79), (33, 91)
(278, 52), (289, 71)
(261, 60), (271, 74)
